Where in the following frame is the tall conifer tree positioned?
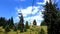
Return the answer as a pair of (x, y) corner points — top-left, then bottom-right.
(42, 0), (59, 34)
(18, 10), (24, 32)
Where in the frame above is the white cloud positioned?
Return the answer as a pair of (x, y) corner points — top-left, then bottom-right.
(15, 6), (44, 26)
(18, 6), (41, 17)
(31, 6), (40, 14)
(37, 0), (49, 5)
(37, 0), (59, 5)
(24, 10), (44, 26)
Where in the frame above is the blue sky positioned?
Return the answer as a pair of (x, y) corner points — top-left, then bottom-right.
(0, 0), (60, 25)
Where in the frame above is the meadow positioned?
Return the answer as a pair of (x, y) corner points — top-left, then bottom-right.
(0, 26), (47, 34)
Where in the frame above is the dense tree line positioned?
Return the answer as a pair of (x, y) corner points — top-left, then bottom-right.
(0, 17), (14, 28)
(0, 16), (37, 33)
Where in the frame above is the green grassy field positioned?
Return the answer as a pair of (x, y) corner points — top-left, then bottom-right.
(0, 26), (47, 34)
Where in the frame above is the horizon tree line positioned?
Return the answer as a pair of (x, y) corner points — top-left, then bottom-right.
(0, 16), (37, 32)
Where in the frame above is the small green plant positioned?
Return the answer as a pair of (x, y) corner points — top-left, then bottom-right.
(38, 29), (45, 34)
(14, 26), (17, 31)
(5, 26), (10, 32)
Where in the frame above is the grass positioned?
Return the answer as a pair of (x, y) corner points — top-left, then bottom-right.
(0, 26), (47, 34)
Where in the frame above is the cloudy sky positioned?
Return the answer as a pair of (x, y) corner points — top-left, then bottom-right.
(0, 0), (60, 25)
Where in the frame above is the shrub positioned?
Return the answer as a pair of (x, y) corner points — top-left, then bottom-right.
(5, 26), (10, 32)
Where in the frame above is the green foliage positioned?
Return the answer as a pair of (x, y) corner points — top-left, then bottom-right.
(42, 0), (60, 34)
(25, 21), (29, 29)
(0, 26), (47, 34)
(0, 17), (6, 27)
(40, 21), (46, 26)
(5, 26), (10, 32)
(24, 28), (27, 32)
(13, 26), (17, 31)
(9, 17), (14, 29)
(24, 21), (29, 32)
(0, 17), (14, 29)
(33, 20), (37, 26)
(18, 14), (24, 32)
(57, 10), (60, 22)
(38, 29), (45, 34)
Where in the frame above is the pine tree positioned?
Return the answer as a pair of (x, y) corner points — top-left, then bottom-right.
(40, 21), (46, 26)
(42, 0), (59, 34)
(33, 20), (37, 26)
(25, 21), (29, 29)
(18, 14), (24, 32)
(5, 19), (11, 32)
(56, 10), (60, 34)
(24, 21), (29, 32)
(9, 17), (14, 29)
(0, 17), (2, 26)
(0, 17), (6, 28)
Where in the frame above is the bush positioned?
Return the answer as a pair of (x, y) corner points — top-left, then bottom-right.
(5, 26), (10, 32)
(13, 26), (17, 31)
(38, 29), (45, 34)
(24, 28), (27, 32)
